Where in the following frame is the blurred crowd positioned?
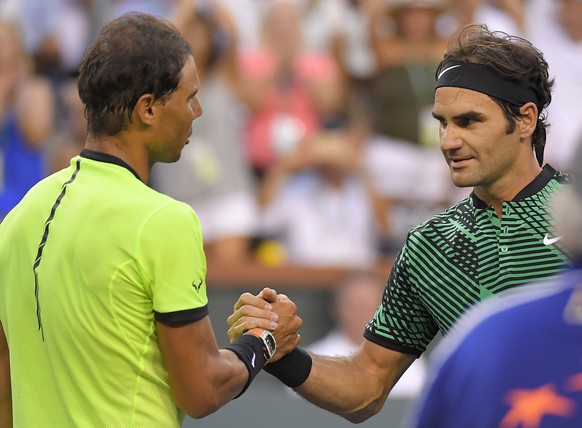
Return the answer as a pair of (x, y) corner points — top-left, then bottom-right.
(1, 0), (581, 272)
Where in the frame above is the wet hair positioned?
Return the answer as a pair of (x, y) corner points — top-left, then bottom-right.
(78, 12), (192, 136)
(436, 24), (554, 166)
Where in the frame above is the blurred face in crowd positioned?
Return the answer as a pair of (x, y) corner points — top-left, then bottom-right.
(262, 1), (301, 55)
(182, 12), (214, 70)
(335, 277), (384, 345)
(391, 7), (441, 41)
(0, 20), (26, 74)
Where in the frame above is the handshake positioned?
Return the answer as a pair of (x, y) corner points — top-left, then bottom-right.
(228, 287), (302, 362)
(226, 287), (313, 389)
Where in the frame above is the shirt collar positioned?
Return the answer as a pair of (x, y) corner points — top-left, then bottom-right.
(471, 164), (558, 209)
(80, 149), (143, 182)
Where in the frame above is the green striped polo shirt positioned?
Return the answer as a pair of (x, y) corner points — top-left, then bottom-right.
(365, 165), (570, 357)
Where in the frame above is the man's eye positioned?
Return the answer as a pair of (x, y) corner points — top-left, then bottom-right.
(457, 118), (473, 127)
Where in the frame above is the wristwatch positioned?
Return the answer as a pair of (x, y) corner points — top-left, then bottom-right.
(244, 328), (277, 361)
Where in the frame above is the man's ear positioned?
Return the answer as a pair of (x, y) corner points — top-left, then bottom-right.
(134, 94), (157, 126)
(518, 102), (538, 139)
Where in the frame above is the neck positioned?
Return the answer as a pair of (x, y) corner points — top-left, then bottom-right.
(84, 134), (150, 183)
(474, 161), (542, 218)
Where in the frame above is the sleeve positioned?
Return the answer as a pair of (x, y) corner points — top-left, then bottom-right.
(138, 201), (209, 325)
(364, 237), (439, 357)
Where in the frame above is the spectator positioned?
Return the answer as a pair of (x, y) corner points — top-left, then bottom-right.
(3, 0), (96, 80)
(449, 0), (525, 35)
(408, 140), (582, 428)
(368, 0), (449, 147)
(150, 0), (259, 266)
(527, 0), (582, 170)
(0, 18), (55, 220)
(48, 77), (87, 173)
(219, 0), (265, 50)
(256, 127), (389, 268)
(238, 0), (344, 178)
(363, 0), (459, 246)
(300, 0), (380, 132)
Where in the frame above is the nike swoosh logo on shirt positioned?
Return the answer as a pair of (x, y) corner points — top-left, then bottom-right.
(543, 234), (562, 245)
(251, 352), (256, 368)
(437, 64), (461, 80)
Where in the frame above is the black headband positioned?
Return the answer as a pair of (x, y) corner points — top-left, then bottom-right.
(435, 60), (540, 107)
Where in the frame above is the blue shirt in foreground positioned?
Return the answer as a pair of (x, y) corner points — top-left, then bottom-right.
(410, 265), (582, 428)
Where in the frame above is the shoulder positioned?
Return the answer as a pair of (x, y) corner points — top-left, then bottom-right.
(144, 197), (200, 227)
(110, 178), (201, 233)
(406, 196), (473, 243)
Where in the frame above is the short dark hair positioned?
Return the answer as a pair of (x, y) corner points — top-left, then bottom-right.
(436, 24), (554, 166)
(78, 13), (193, 136)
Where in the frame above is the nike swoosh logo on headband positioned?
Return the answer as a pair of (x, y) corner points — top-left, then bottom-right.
(437, 64), (461, 80)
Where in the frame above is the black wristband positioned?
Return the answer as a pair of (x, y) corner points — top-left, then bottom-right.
(263, 347), (312, 388)
(225, 335), (267, 398)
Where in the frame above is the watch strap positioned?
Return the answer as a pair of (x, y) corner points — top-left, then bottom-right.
(244, 328), (276, 360)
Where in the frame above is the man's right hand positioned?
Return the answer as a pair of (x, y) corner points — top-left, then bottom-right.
(227, 288), (302, 362)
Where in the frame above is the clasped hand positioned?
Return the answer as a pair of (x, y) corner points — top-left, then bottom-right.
(227, 288), (302, 362)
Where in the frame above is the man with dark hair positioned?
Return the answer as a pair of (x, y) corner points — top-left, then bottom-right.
(0, 12), (301, 427)
(409, 141), (582, 428)
(228, 24), (570, 423)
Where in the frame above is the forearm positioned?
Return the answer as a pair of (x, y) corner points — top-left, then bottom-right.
(157, 318), (274, 419)
(0, 325), (11, 428)
(185, 349), (250, 418)
(296, 353), (389, 423)
(265, 341), (413, 423)
(0, 368), (11, 428)
(157, 320), (252, 419)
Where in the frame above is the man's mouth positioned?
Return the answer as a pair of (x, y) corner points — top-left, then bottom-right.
(449, 157), (472, 168)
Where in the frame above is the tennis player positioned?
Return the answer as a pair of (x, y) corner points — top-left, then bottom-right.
(409, 140), (582, 428)
(228, 24), (570, 423)
(0, 12), (301, 427)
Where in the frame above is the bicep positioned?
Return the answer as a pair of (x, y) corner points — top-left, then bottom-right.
(156, 316), (218, 397)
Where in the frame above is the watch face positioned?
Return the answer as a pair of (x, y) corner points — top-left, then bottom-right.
(262, 331), (276, 358)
